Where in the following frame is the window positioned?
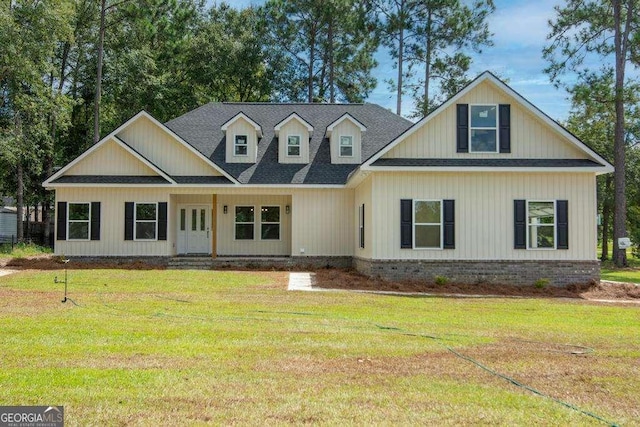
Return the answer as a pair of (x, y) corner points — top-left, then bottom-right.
(68, 203), (90, 240)
(235, 206), (254, 240)
(469, 105), (498, 153)
(527, 201), (555, 249)
(287, 135), (301, 156)
(413, 200), (442, 249)
(234, 135), (248, 156)
(261, 206), (280, 240)
(180, 209), (186, 231)
(135, 203), (157, 240)
(359, 204), (365, 249)
(340, 135), (353, 157)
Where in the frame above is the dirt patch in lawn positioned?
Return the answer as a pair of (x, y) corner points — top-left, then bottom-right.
(312, 268), (640, 301)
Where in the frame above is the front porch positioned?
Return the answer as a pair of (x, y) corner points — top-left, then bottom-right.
(170, 193), (292, 257)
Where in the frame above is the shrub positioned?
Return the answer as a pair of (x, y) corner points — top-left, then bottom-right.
(434, 275), (448, 286)
(534, 278), (550, 289)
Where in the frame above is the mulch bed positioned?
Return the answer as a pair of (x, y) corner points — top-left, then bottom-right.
(2, 256), (639, 301)
(312, 268), (640, 301)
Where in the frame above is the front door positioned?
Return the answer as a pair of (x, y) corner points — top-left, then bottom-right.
(177, 205), (211, 254)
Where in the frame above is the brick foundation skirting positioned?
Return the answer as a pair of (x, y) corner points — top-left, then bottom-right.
(353, 257), (600, 287)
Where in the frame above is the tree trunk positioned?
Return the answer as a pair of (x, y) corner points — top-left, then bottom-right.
(396, 21), (404, 115)
(612, 0), (630, 267)
(16, 164), (24, 242)
(601, 175), (613, 260)
(422, 10), (432, 116)
(328, 16), (335, 103)
(308, 23), (316, 103)
(93, 0), (107, 144)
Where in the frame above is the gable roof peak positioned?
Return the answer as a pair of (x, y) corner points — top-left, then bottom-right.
(274, 112), (314, 136)
(220, 111), (263, 137)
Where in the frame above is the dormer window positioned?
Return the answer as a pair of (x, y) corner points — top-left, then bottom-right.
(327, 113), (366, 164)
(470, 105), (498, 153)
(235, 135), (248, 156)
(287, 135), (301, 156)
(340, 136), (353, 157)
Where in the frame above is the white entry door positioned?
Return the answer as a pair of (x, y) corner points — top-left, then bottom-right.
(177, 205), (211, 254)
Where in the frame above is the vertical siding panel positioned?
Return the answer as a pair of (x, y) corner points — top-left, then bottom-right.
(383, 81), (586, 160)
(370, 172), (595, 261)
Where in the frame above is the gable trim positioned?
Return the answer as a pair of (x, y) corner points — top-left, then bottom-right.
(43, 110), (240, 186)
(326, 113), (367, 136)
(361, 71), (614, 172)
(112, 136), (176, 184)
(274, 113), (314, 136)
(221, 112), (263, 137)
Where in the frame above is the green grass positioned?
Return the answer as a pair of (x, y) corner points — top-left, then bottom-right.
(0, 242), (52, 258)
(1, 269), (639, 425)
(600, 251), (640, 283)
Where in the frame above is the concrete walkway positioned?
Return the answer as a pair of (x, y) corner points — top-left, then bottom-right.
(287, 272), (320, 291)
(0, 269), (16, 278)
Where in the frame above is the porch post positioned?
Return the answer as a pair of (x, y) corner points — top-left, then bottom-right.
(211, 194), (217, 258)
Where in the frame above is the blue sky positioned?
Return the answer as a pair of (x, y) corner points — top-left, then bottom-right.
(222, 0), (579, 121)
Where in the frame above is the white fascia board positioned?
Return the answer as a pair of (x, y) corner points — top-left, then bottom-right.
(326, 113), (367, 137)
(43, 110), (151, 185)
(274, 113), (314, 137)
(361, 165), (613, 173)
(112, 136), (176, 184)
(45, 183), (346, 189)
(43, 110), (240, 186)
(362, 71), (614, 170)
(221, 112), (263, 137)
(139, 111), (240, 184)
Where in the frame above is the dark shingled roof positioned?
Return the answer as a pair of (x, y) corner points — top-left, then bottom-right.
(52, 175), (171, 184)
(371, 158), (606, 168)
(173, 176), (233, 184)
(165, 103), (413, 185)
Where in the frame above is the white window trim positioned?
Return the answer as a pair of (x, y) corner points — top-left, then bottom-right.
(469, 104), (499, 154)
(413, 199), (443, 250)
(286, 135), (302, 157)
(339, 135), (354, 157)
(526, 199), (556, 250)
(67, 202), (91, 241)
(134, 202), (158, 241)
(234, 205), (255, 241)
(234, 134), (249, 157)
(259, 205), (281, 241)
(358, 204), (364, 249)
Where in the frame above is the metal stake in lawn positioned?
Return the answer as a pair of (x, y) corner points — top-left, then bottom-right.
(54, 258), (71, 303)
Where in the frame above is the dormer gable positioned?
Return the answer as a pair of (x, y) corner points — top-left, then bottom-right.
(221, 112), (262, 163)
(327, 113), (366, 164)
(274, 113), (313, 164)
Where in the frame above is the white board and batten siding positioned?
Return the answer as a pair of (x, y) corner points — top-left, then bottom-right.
(216, 194), (291, 256)
(369, 172), (597, 261)
(223, 117), (259, 164)
(65, 138), (158, 176)
(55, 187), (171, 256)
(330, 120), (362, 164)
(291, 189), (354, 256)
(383, 80), (586, 160)
(354, 175), (373, 259)
(278, 119), (311, 164)
(54, 187), (354, 257)
(117, 115), (221, 175)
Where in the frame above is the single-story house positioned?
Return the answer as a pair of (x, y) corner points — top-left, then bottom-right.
(43, 71), (613, 285)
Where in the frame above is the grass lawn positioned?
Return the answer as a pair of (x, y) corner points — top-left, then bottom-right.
(600, 253), (640, 283)
(1, 269), (639, 425)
